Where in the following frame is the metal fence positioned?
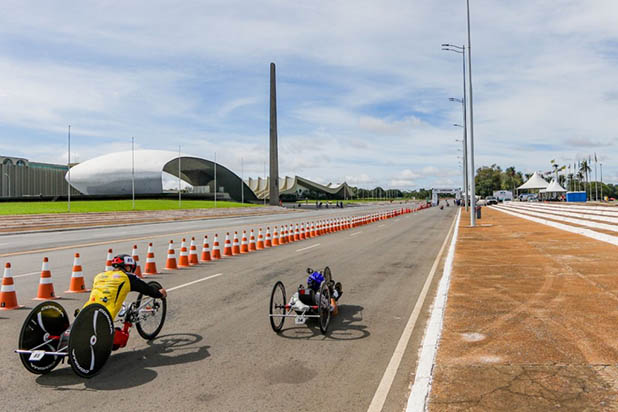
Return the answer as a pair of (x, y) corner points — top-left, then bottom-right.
(0, 164), (79, 198)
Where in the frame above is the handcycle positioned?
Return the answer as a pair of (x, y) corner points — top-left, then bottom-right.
(269, 267), (334, 335)
(15, 280), (166, 378)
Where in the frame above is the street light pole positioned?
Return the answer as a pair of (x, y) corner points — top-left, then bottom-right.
(131, 137), (135, 210)
(466, 0), (477, 226)
(443, 45), (469, 214)
(214, 152), (217, 209)
(241, 157), (244, 204)
(67, 125), (71, 212)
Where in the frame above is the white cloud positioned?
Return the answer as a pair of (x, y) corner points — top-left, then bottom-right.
(2, 0), (618, 188)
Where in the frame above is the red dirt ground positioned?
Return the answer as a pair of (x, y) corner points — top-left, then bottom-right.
(428, 208), (618, 411)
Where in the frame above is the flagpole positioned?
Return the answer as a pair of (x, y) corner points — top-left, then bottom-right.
(594, 154), (598, 201)
(214, 152), (217, 209)
(599, 163), (603, 202)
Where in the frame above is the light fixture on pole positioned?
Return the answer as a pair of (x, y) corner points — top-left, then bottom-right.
(178, 145), (182, 208)
(453, 121), (468, 211)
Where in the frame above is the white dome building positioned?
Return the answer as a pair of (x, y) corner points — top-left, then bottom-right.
(66, 149), (257, 202)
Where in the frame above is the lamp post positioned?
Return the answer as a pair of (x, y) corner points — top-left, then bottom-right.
(454, 121), (468, 211)
(67, 125), (71, 212)
(3, 172), (9, 198)
(442, 43), (471, 218)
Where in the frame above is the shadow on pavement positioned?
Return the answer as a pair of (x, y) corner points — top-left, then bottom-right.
(36, 333), (209, 390)
(278, 304), (370, 340)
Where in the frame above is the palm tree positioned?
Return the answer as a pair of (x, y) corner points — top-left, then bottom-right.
(505, 166), (516, 192)
(580, 160), (591, 195)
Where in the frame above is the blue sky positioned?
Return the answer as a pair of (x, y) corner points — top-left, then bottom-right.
(1, 0), (618, 189)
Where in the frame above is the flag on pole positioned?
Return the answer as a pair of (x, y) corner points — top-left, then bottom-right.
(595, 153), (597, 162)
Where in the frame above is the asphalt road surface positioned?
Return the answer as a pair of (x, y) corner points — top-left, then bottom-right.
(0, 204), (456, 412)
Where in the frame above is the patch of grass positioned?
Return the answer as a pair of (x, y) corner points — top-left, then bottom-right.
(0, 199), (262, 215)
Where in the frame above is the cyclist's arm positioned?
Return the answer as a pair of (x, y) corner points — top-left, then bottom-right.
(128, 274), (164, 298)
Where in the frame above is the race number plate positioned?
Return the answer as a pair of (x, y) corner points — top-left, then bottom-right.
(29, 350), (46, 361)
(295, 315), (307, 325)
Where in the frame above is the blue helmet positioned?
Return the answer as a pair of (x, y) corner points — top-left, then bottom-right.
(307, 271), (324, 291)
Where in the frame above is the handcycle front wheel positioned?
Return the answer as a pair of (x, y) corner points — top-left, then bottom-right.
(68, 303), (114, 378)
(269, 281), (286, 333)
(318, 281), (331, 334)
(18, 301), (70, 375)
(135, 281), (167, 340)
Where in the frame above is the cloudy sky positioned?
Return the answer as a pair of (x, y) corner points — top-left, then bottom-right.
(1, 1), (617, 189)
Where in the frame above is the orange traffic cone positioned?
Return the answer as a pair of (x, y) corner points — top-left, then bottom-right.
(34, 257), (60, 300)
(300, 223), (306, 240)
(265, 227), (272, 247)
(144, 243), (158, 275)
(200, 235), (212, 262)
(189, 237), (199, 265)
(66, 253), (90, 293)
(165, 241), (178, 270)
(256, 228), (264, 250)
(232, 232), (241, 255)
(105, 248), (113, 271)
(0, 263), (23, 310)
(223, 233), (233, 257)
(212, 234), (222, 259)
(249, 229), (257, 252)
(132, 245), (143, 278)
(272, 226), (279, 246)
(178, 238), (190, 268)
(240, 231), (249, 253)
(310, 222), (316, 237)
(281, 225), (288, 244)
(293, 224), (299, 241)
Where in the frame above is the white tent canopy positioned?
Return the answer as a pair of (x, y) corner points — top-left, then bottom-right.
(517, 172), (549, 190)
(540, 179), (567, 193)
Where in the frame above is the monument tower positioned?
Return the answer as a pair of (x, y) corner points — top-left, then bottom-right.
(269, 62), (280, 205)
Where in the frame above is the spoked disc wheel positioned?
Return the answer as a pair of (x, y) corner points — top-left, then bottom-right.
(135, 281), (167, 340)
(318, 281), (331, 334)
(269, 281), (286, 333)
(323, 266), (332, 284)
(68, 303), (114, 378)
(18, 301), (70, 374)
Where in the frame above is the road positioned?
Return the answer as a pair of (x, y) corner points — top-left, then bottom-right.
(0, 203), (456, 412)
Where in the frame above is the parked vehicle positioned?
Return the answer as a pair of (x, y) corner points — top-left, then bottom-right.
(485, 196), (498, 205)
(493, 190), (513, 202)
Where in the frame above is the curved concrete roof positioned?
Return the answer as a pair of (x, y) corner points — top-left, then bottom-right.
(66, 149), (257, 202)
(247, 175), (352, 200)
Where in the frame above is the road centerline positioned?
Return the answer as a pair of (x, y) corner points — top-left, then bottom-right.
(167, 273), (224, 292)
(295, 244), (320, 252)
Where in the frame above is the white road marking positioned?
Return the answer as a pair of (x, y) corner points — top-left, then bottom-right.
(367, 209), (459, 412)
(13, 271), (40, 278)
(378, 224), (385, 227)
(295, 244), (320, 252)
(350, 232), (362, 237)
(167, 273), (224, 292)
(406, 209), (461, 411)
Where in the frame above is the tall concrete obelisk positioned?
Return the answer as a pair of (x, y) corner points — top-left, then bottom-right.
(269, 62), (280, 205)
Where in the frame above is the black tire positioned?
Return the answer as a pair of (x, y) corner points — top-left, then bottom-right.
(18, 301), (70, 374)
(68, 303), (114, 378)
(318, 281), (331, 334)
(323, 266), (332, 284)
(269, 281), (286, 333)
(135, 281), (167, 340)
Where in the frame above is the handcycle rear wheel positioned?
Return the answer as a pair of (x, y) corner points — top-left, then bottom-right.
(18, 301), (70, 374)
(269, 281), (286, 333)
(318, 281), (331, 334)
(68, 303), (114, 378)
(135, 281), (167, 340)
(323, 266), (332, 284)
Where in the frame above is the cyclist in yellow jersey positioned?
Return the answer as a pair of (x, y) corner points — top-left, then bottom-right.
(83, 254), (167, 319)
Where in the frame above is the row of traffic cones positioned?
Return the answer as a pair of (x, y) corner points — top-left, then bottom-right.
(1, 207), (418, 309)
